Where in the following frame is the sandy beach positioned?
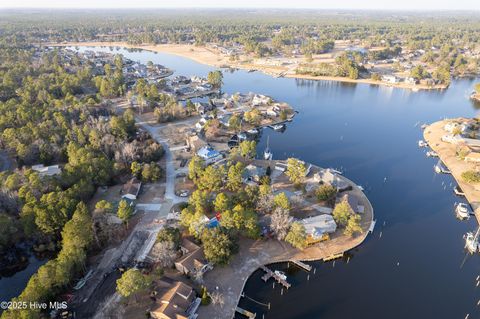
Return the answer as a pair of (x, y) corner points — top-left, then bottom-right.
(49, 41), (448, 91)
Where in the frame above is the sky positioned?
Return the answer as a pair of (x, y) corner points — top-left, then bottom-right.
(0, 0), (478, 11)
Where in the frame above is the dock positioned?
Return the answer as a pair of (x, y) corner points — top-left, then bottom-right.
(290, 259), (312, 272)
(369, 219), (376, 233)
(323, 253), (344, 262)
(235, 306), (256, 319)
(260, 265), (291, 289)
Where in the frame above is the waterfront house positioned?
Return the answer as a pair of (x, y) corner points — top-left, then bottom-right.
(302, 214), (337, 244)
(150, 278), (201, 319)
(314, 169), (349, 191)
(252, 94), (271, 106)
(194, 102), (215, 115)
(197, 146), (223, 165)
(382, 75), (399, 83)
(121, 178), (142, 201)
(242, 164), (267, 183)
(339, 193), (364, 214)
(31, 164), (62, 177)
(444, 121), (467, 134)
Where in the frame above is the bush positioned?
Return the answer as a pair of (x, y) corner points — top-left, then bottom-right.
(462, 170), (480, 183)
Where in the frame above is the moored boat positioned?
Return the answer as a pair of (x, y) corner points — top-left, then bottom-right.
(418, 140), (428, 147)
(464, 228), (480, 254)
(274, 270), (287, 281)
(455, 203), (472, 219)
(426, 150), (438, 157)
(263, 136), (273, 160)
(454, 185), (465, 197)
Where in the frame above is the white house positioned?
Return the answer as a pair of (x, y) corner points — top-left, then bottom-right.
(31, 164), (62, 177)
(382, 75), (399, 83)
(302, 214), (337, 241)
(197, 146), (223, 165)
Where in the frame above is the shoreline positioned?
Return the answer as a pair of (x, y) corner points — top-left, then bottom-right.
(424, 120), (480, 224)
(48, 41), (447, 92)
(197, 160), (374, 319)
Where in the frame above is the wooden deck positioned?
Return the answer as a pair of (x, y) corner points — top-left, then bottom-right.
(260, 265), (291, 289)
(290, 259), (312, 272)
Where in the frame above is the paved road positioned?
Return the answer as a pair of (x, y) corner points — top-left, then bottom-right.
(74, 101), (185, 318)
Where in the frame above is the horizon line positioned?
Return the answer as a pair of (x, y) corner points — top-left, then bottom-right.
(1, 7), (480, 12)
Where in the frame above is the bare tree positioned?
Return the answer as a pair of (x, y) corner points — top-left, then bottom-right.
(151, 241), (177, 268)
(208, 291), (225, 308)
(256, 194), (275, 214)
(270, 207), (292, 241)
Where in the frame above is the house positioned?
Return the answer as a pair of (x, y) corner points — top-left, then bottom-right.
(174, 238), (211, 278)
(444, 121), (467, 134)
(186, 135), (207, 152)
(121, 178), (142, 201)
(252, 94), (271, 106)
(465, 152), (480, 163)
(194, 102), (215, 115)
(405, 77), (417, 85)
(243, 164), (267, 183)
(301, 214), (337, 244)
(197, 146), (223, 165)
(150, 278), (200, 319)
(218, 113), (232, 127)
(339, 193), (364, 214)
(31, 164), (62, 177)
(382, 75), (399, 83)
(313, 169), (349, 191)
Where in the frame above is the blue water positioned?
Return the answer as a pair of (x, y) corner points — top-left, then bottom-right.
(69, 46), (480, 318)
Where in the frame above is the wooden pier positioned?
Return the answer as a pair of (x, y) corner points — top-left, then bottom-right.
(323, 253), (344, 262)
(235, 306), (256, 319)
(260, 265), (291, 289)
(290, 259), (312, 272)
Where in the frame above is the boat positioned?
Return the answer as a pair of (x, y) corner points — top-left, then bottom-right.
(454, 185), (465, 197)
(263, 136), (273, 160)
(274, 270), (287, 281)
(434, 160), (450, 174)
(455, 203), (472, 219)
(247, 128), (259, 135)
(421, 123), (428, 130)
(357, 185), (365, 191)
(270, 124), (285, 131)
(418, 140), (428, 147)
(464, 228), (480, 254)
(426, 150), (438, 157)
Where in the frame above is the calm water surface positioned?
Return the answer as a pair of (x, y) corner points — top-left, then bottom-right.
(8, 46), (480, 318)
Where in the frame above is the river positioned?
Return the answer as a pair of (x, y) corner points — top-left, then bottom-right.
(31, 46), (480, 318)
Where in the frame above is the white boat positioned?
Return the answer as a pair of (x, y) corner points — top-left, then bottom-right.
(271, 124), (285, 131)
(330, 168), (343, 175)
(434, 160), (450, 174)
(357, 185), (365, 191)
(263, 136), (273, 160)
(418, 140), (428, 147)
(247, 128), (259, 135)
(426, 150), (438, 157)
(454, 185), (465, 197)
(455, 203), (472, 219)
(464, 228), (480, 254)
(274, 270), (287, 281)
(421, 123), (428, 130)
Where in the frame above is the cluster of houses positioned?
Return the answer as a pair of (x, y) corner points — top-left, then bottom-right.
(441, 119), (480, 163)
